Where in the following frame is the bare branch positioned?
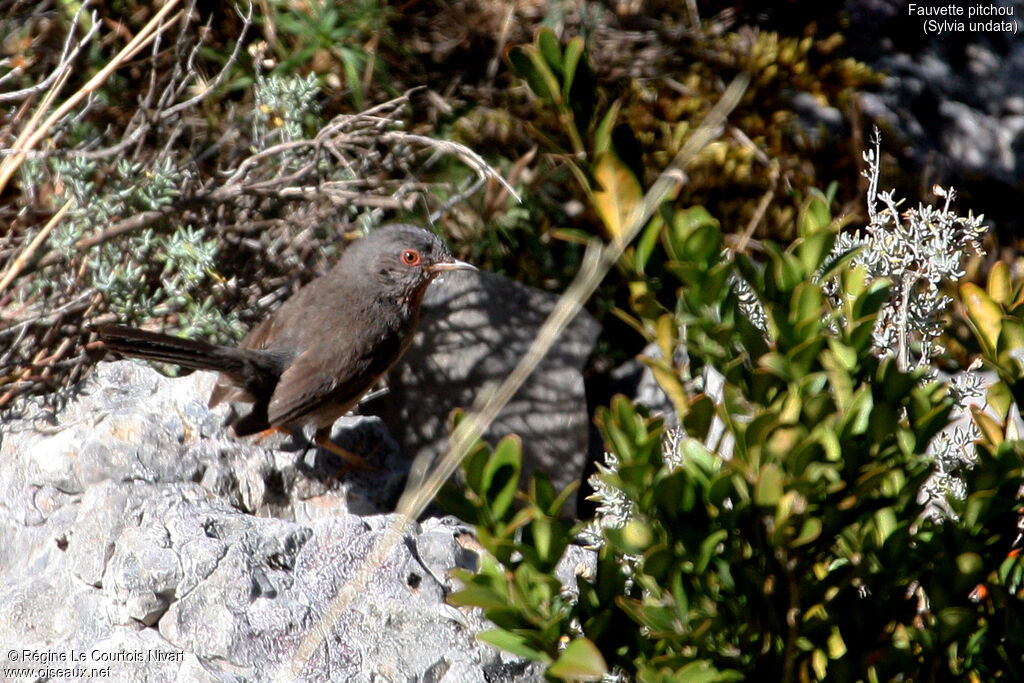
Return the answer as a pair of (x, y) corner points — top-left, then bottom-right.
(0, 3), (101, 103)
(0, 0), (185, 193)
(161, 1), (253, 119)
(381, 131), (522, 204)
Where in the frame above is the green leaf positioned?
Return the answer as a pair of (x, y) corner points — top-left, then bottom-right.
(593, 99), (622, 154)
(536, 27), (563, 75)
(685, 660), (744, 683)
(796, 229), (835, 274)
(507, 44), (559, 103)
(548, 638), (608, 681)
(998, 316), (1024, 365)
(871, 507), (897, 546)
(666, 206), (719, 263)
(826, 337), (858, 373)
(683, 394), (716, 441)
(643, 355), (689, 418)
(435, 481), (482, 524)
(561, 35), (583, 100)
(464, 440), (491, 496)
(764, 242), (802, 297)
(754, 464), (784, 506)
(547, 478), (582, 519)
(971, 406), (1004, 448)
(797, 191), (833, 236)
(987, 380), (1013, 421)
(449, 582), (510, 611)
(697, 529), (728, 573)
(483, 435), (523, 521)
(791, 517), (822, 547)
(817, 244), (861, 282)
(962, 488), (996, 528)
(551, 227), (599, 246)
(477, 629), (551, 663)
(759, 352), (792, 382)
(734, 252), (764, 295)
(524, 515), (568, 570)
(876, 359), (917, 403)
(987, 260), (1013, 306)
(935, 607), (975, 642)
(682, 223), (722, 267)
(632, 208), (664, 274)
(643, 544), (674, 580)
(620, 518), (655, 553)
(852, 278), (892, 321)
(956, 551), (984, 578)
(792, 282), (824, 331)
(531, 469), (557, 511)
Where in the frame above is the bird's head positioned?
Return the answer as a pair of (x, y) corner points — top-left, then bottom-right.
(345, 224), (476, 304)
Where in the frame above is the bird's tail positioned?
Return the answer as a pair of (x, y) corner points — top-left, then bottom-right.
(96, 324), (252, 376)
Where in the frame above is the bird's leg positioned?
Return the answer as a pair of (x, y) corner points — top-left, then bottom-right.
(247, 425), (370, 477)
(252, 426), (290, 444)
(249, 425), (370, 471)
(314, 425), (372, 471)
(251, 426), (316, 456)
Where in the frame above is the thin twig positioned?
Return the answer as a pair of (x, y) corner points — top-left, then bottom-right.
(0, 3), (101, 103)
(0, 0), (184, 194)
(30, 207), (170, 272)
(735, 162), (779, 253)
(160, 1), (254, 119)
(380, 131), (523, 204)
(0, 289), (97, 336)
(428, 175), (487, 223)
(223, 139), (320, 184)
(2, 67), (73, 180)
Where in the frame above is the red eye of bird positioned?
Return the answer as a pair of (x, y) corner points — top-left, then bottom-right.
(401, 249), (421, 266)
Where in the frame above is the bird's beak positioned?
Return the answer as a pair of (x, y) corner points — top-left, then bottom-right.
(426, 258), (477, 274)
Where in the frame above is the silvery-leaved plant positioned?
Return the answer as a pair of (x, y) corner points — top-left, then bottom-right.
(833, 128), (988, 510)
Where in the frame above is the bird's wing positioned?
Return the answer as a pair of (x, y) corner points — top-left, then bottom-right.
(265, 330), (403, 428)
(208, 298), (288, 408)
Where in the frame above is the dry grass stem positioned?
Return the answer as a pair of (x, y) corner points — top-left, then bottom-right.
(0, 0), (184, 194)
(0, 199), (74, 296)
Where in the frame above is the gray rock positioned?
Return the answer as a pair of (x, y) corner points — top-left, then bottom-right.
(370, 269), (600, 499)
(0, 361), (549, 682)
(0, 266), (600, 681)
(843, 0), (1024, 232)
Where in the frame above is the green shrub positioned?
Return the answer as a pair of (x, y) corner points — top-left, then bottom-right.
(443, 33), (1021, 679)
(443, 181), (1024, 681)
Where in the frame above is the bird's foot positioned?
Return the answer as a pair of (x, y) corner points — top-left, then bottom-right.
(314, 431), (374, 473)
(252, 426), (290, 444)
